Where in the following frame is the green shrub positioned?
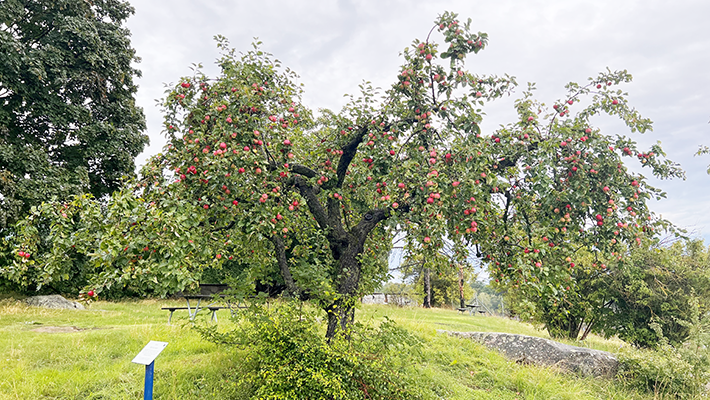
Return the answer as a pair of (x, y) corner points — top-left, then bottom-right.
(195, 300), (424, 399)
(617, 316), (710, 399)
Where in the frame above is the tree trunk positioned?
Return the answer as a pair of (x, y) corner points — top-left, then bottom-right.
(293, 164), (389, 341)
(323, 225), (370, 341)
(546, 314), (583, 340)
(458, 264), (465, 309)
(423, 267), (431, 308)
(325, 298), (356, 341)
(568, 318), (582, 340)
(579, 319), (595, 341)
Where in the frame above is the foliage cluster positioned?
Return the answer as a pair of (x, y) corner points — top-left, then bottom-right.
(617, 300), (710, 399)
(196, 301), (424, 399)
(599, 239), (710, 347)
(503, 238), (710, 347)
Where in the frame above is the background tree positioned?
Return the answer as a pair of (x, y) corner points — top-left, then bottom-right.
(502, 247), (614, 340)
(598, 239), (710, 347)
(399, 239), (477, 308)
(0, 0), (148, 232)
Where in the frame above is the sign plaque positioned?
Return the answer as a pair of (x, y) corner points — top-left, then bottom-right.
(132, 341), (168, 365)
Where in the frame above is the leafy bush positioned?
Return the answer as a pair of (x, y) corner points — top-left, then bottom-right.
(196, 300), (424, 399)
(617, 345), (705, 398)
(617, 307), (710, 399)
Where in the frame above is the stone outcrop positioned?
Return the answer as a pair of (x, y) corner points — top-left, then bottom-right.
(439, 330), (618, 378)
(25, 295), (85, 310)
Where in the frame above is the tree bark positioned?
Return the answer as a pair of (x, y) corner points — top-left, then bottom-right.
(270, 234), (299, 296)
(322, 210), (389, 341)
(423, 267), (431, 308)
(325, 298), (356, 340)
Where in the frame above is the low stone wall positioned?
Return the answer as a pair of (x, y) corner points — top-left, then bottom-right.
(439, 330), (618, 378)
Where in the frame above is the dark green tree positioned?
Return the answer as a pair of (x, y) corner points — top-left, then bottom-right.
(0, 0), (148, 230)
(599, 239), (710, 348)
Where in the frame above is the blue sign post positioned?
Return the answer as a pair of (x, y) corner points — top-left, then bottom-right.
(144, 361), (155, 400)
(132, 341), (168, 400)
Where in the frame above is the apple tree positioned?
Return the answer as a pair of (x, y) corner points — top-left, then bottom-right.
(475, 78), (684, 339)
(144, 14), (677, 338)
(7, 12), (682, 342)
(142, 15), (521, 338)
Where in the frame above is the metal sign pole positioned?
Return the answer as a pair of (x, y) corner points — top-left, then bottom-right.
(132, 341), (167, 400)
(144, 361), (155, 400)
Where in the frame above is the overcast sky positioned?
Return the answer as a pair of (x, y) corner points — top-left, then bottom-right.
(125, 0), (710, 243)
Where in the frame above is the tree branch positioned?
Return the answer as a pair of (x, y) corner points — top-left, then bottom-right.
(292, 175), (328, 229)
(291, 163), (318, 179)
(352, 208), (389, 245)
(335, 126), (367, 188)
(270, 234), (300, 296)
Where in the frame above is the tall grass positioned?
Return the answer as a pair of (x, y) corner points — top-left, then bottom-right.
(0, 298), (677, 399)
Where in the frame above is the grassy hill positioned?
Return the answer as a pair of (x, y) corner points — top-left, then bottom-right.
(0, 298), (691, 399)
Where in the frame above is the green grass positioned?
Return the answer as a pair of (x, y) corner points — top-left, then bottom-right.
(0, 298), (666, 399)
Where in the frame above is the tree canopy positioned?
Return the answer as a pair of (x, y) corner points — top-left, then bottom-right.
(0, 0), (147, 230)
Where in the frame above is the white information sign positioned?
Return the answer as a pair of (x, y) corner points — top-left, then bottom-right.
(131, 341), (168, 366)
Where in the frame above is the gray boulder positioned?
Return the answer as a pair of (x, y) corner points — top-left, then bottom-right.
(440, 330), (618, 378)
(25, 295), (85, 310)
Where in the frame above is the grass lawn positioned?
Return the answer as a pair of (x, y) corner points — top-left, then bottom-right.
(0, 297), (657, 399)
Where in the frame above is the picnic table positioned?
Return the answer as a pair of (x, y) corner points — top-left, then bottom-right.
(162, 284), (242, 324)
(456, 304), (489, 316)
